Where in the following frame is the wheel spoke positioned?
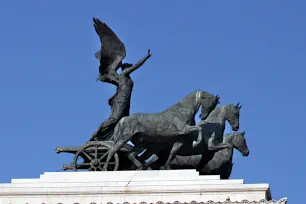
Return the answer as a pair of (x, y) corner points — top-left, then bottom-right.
(82, 151), (93, 160)
(94, 145), (98, 159)
(73, 142), (119, 172)
(99, 151), (109, 161)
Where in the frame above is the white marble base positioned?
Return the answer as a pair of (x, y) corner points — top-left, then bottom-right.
(0, 170), (287, 204)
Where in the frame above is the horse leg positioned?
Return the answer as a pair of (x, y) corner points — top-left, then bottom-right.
(102, 137), (129, 171)
(142, 144), (170, 170)
(162, 142), (183, 170)
(180, 125), (202, 147)
(144, 154), (158, 167)
(128, 146), (146, 170)
(138, 149), (153, 162)
(207, 133), (232, 151)
(193, 126), (203, 147)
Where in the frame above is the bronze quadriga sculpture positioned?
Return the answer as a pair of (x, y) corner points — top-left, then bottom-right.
(56, 18), (249, 177)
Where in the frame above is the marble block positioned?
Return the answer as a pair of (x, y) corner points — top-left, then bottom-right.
(0, 170), (287, 204)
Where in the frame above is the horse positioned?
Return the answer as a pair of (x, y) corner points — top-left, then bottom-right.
(199, 130), (249, 178)
(162, 103), (242, 169)
(102, 90), (220, 170)
(169, 131), (249, 179)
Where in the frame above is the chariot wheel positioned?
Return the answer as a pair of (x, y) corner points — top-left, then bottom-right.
(72, 141), (119, 171)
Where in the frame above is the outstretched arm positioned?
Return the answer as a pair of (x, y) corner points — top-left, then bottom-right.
(121, 50), (152, 76)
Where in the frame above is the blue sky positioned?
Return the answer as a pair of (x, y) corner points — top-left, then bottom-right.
(0, 1), (305, 203)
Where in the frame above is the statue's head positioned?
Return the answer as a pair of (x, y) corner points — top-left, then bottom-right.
(199, 94), (220, 120)
(232, 131), (249, 156)
(225, 103), (242, 131)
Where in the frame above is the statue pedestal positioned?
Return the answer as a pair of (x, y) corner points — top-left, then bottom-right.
(0, 170), (287, 204)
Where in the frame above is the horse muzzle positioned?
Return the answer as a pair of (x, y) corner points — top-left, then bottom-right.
(242, 150), (249, 157)
(232, 125), (239, 131)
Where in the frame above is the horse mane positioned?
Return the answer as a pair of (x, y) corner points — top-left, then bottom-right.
(179, 90), (213, 106)
(178, 91), (198, 104)
(204, 104), (235, 122)
(161, 90), (214, 114)
(164, 90), (197, 112)
(204, 106), (222, 122)
(223, 132), (234, 143)
(198, 90), (213, 97)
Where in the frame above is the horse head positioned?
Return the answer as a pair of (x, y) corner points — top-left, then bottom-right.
(224, 103), (242, 131)
(199, 92), (220, 120)
(231, 131), (249, 157)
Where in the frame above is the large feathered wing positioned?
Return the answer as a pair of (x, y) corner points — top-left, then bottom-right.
(93, 17), (126, 74)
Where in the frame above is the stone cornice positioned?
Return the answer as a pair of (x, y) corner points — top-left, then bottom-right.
(0, 171), (286, 204)
(75, 198), (288, 204)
